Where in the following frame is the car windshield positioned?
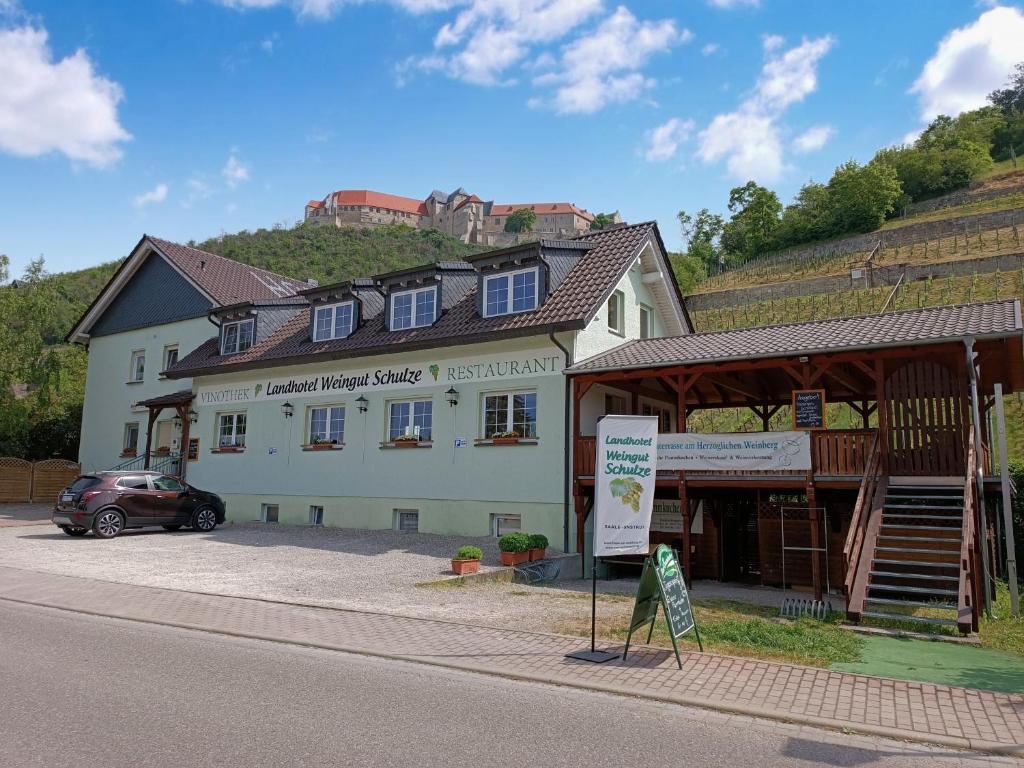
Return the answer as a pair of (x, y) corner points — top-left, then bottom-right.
(69, 476), (101, 493)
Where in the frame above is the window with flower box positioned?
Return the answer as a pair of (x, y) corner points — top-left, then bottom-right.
(217, 412), (246, 449)
(480, 391), (537, 441)
(387, 400), (432, 442)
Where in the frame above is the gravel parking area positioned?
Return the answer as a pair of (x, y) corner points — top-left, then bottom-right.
(0, 503), (52, 527)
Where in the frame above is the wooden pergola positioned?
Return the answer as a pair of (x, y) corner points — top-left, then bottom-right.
(135, 390), (196, 481)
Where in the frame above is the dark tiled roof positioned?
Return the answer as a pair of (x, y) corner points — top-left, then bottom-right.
(568, 300), (1024, 373)
(135, 389), (195, 408)
(167, 222), (662, 378)
(148, 236), (309, 305)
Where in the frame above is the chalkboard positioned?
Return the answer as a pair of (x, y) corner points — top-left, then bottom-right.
(623, 544), (702, 668)
(792, 389), (826, 430)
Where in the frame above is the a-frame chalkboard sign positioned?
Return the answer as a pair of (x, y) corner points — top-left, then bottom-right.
(622, 544), (703, 669)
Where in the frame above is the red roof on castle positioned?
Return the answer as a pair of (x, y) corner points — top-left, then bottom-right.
(330, 189), (428, 216)
(489, 203), (594, 221)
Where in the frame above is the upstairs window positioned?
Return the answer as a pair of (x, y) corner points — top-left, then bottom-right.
(639, 305), (652, 339)
(313, 302), (355, 342)
(221, 319), (255, 355)
(483, 268), (538, 317)
(607, 290), (624, 335)
(129, 350), (145, 382)
(163, 345), (179, 369)
(390, 287), (436, 330)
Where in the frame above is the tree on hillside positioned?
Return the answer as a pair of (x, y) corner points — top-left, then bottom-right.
(720, 182), (782, 263)
(990, 62), (1024, 115)
(774, 182), (834, 248)
(504, 208), (537, 233)
(677, 208), (724, 270)
(827, 160), (903, 233)
(589, 212), (618, 230)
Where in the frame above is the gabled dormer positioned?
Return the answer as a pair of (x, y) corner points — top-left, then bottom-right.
(298, 278), (383, 342)
(213, 297), (307, 356)
(375, 262), (475, 332)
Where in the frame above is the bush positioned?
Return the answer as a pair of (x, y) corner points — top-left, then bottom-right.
(455, 545), (483, 561)
(498, 532), (531, 553)
(528, 533), (549, 550)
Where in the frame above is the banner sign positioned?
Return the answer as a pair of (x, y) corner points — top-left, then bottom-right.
(593, 415), (659, 557)
(656, 431), (811, 471)
(622, 544), (702, 669)
(195, 351), (562, 407)
(651, 500), (683, 533)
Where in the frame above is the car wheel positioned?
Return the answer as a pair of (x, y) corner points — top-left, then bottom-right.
(93, 510), (124, 539)
(191, 506), (217, 532)
(61, 526), (89, 537)
(162, 525), (182, 531)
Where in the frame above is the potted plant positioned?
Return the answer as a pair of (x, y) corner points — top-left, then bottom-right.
(527, 533), (548, 561)
(309, 436), (337, 450)
(119, 448), (137, 458)
(451, 545), (483, 576)
(153, 445), (171, 457)
(491, 430), (521, 445)
(498, 532), (531, 566)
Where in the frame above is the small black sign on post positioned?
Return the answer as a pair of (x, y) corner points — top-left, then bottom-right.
(792, 388), (826, 431)
(622, 544), (702, 669)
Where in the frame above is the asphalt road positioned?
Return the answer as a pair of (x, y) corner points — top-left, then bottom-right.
(0, 600), (1011, 768)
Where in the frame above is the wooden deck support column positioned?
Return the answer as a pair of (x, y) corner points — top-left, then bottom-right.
(143, 407), (160, 470)
(572, 379), (586, 564)
(677, 373), (693, 587)
(176, 405), (191, 482)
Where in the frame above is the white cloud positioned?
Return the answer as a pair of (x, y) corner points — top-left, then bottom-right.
(706, 0), (758, 8)
(0, 25), (130, 167)
(696, 35), (835, 182)
(701, 42), (720, 56)
(222, 151), (250, 187)
(761, 33), (784, 52)
(133, 183), (168, 207)
(792, 124), (834, 153)
(642, 117), (694, 162)
(181, 176), (213, 209)
(910, 6), (1024, 120)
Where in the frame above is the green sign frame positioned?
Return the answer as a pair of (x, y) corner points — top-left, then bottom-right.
(622, 544), (703, 669)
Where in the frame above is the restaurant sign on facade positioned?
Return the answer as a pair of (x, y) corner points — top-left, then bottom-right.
(195, 351), (563, 406)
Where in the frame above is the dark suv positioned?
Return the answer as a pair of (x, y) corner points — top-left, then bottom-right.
(52, 472), (226, 539)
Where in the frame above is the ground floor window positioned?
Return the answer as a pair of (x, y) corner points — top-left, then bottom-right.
(261, 504), (279, 523)
(308, 405), (345, 445)
(482, 391), (537, 438)
(604, 394), (628, 415)
(641, 403), (673, 432)
(492, 514), (521, 537)
(218, 412), (246, 448)
(123, 423), (139, 453)
(394, 509), (419, 532)
(388, 400), (432, 441)
(309, 505), (324, 526)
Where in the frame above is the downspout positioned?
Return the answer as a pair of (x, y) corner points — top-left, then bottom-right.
(550, 332), (573, 554)
(964, 337), (994, 615)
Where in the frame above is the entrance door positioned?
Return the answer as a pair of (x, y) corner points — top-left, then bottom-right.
(884, 360), (967, 476)
(720, 497), (761, 583)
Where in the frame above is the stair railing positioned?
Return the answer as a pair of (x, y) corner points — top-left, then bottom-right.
(958, 433), (979, 633)
(843, 433), (884, 619)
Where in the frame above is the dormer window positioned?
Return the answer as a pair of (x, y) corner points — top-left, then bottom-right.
(391, 287), (436, 330)
(313, 301), (354, 342)
(221, 318), (255, 355)
(483, 267), (538, 317)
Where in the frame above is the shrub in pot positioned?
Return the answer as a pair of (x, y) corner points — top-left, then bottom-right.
(527, 533), (549, 561)
(451, 545), (483, 576)
(498, 532), (531, 566)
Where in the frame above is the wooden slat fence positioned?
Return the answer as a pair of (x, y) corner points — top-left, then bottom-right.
(884, 360), (967, 476)
(0, 458), (81, 503)
(0, 458), (33, 502)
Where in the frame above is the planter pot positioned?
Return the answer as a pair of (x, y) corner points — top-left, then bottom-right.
(500, 551), (529, 567)
(491, 437), (520, 446)
(153, 450), (170, 457)
(309, 443), (336, 451)
(451, 558), (481, 576)
(393, 441), (420, 448)
(119, 450), (137, 458)
(217, 446), (243, 453)
(528, 547), (546, 562)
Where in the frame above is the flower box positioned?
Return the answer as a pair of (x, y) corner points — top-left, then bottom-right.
(307, 443), (339, 451)
(528, 547), (546, 562)
(153, 447), (171, 457)
(393, 440), (421, 448)
(499, 550), (529, 567)
(491, 437), (521, 446)
(119, 449), (137, 458)
(215, 445), (244, 453)
(451, 558), (481, 576)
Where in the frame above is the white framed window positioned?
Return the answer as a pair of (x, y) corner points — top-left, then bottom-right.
(309, 505), (324, 526)
(123, 423), (140, 452)
(217, 412), (247, 448)
(163, 345), (179, 370)
(390, 287), (436, 330)
(607, 290), (624, 335)
(388, 399), (433, 441)
(313, 301), (355, 342)
(221, 318), (255, 355)
(129, 350), (145, 382)
(492, 514), (521, 537)
(641, 403), (673, 432)
(482, 391), (538, 439)
(604, 394), (628, 415)
(394, 509), (419, 532)
(261, 504), (279, 523)
(308, 405), (345, 444)
(639, 305), (652, 340)
(483, 267), (538, 317)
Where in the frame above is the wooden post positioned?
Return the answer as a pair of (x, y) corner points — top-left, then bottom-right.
(677, 374), (692, 587)
(801, 362), (822, 601)
(143, 408), (159, 469)
(178, 404), (192, 482)
(874, 359), (889, 472)
(861, 399), (870, 429)
(572, 380), (586, 564)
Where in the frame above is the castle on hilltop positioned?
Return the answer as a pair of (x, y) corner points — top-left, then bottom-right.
(304, 187), (617, 245)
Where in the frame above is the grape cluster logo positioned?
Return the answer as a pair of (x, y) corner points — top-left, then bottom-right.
(609, 476), (644, 512)
(428, 364), (439, 381)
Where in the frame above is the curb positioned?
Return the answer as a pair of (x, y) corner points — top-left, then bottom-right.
(1, 592), (1020, 758)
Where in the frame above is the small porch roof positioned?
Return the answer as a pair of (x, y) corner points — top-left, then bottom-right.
(136, 390), (195, 409)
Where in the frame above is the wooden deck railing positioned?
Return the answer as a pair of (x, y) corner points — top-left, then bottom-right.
(958, 432), (980, 634)
(842, 434), (884, 618)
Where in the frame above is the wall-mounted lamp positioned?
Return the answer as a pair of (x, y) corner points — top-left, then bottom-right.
(282, 401), (294, 419)
(173, 415), (183, 430)
(445, 387), (460, 408)
(356, 395), (369, 414)
(188, 409), (199, 424)
(798, 356), (809, 363)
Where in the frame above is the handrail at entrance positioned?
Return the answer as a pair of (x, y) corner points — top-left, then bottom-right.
(843, 433), (883, 615)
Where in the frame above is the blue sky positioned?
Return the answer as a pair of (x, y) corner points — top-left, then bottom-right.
(1, 0), (1023, 276)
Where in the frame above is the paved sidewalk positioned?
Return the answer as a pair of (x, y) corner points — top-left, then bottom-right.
(1, 565), (1022, 755)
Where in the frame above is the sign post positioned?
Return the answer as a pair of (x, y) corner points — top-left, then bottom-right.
(566, 415), (659, 664)
(623, 544), (702, 669)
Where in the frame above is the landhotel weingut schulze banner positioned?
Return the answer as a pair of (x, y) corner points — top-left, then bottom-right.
(594, 416), (659, 557)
